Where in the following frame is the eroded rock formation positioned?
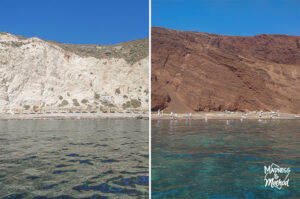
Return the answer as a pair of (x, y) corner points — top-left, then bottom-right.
(152, 27), (300, 113)
(0, 32), (149, 113)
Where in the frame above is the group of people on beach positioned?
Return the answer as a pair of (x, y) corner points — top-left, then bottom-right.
(157, 109), (192, 120)
(156, 109), (289, 121)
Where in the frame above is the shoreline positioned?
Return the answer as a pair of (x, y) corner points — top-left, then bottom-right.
(1, 111), (300, 120)
(0, 112), (149, 120)
(151, 111), (300, 120)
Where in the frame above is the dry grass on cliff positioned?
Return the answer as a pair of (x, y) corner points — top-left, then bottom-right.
(0, 32), (149, 65)
(50, 38), (149, 65)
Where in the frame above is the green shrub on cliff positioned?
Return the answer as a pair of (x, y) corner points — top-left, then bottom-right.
(115, 88), (120, 94)
(72, 99), (80, 106)
(33, 106), (39, 112)
(122, 99), (141, 109)
(23, 105), (30, 110)
(94, 93), (100, 100)
(81, 99), (88, 104)
(59, 100), (69, 107)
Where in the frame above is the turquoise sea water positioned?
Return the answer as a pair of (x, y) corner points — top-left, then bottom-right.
(152, 120), (300, 198)
(0, 120), (149, 199)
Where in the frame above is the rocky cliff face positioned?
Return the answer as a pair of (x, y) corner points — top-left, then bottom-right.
(152, 27), (300, 113)
(0, 32), (149, 113)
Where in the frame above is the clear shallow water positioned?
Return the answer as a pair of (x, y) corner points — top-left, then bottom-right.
(0, 120), (149, 199)
(152, 120), (300, 199)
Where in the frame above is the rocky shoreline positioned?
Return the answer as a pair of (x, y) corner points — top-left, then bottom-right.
(0, 112), (149, 120)
(152, 111), (300, 120)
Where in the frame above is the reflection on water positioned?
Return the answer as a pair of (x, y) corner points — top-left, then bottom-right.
(0, 120), (149, 198)
(152, 120), (300, 198)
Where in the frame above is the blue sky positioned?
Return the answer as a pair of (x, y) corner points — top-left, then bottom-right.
(0, 0), (149, 44)
(152, 0), (300, 36)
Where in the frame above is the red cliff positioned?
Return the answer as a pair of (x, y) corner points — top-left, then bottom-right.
(152, 27), (300, 113)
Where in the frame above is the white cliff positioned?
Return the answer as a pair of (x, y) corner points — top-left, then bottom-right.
(0, 32), (149, 113)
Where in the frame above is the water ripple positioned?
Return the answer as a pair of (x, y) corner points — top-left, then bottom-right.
(0, 120), (148, 198)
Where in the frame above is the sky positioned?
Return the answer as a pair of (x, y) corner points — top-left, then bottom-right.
(0, 0), (149, 44)
(152, 0), (300, 36)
